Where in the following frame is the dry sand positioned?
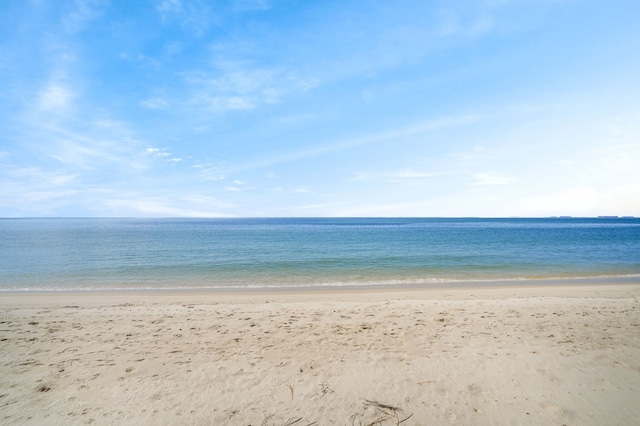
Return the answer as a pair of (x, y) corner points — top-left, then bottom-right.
(1, 283), (639, 425)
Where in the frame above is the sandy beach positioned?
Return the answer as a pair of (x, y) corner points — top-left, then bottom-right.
(1, 283), (639, 425)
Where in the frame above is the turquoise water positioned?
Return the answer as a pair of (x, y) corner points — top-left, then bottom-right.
(1, 218), (639, 291)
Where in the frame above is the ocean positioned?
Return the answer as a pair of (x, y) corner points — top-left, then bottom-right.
(1, 218), (639, 291)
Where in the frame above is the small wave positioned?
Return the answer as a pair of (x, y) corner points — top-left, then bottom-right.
(3, 273), (640, 293)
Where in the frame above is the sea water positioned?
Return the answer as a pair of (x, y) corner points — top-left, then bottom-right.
(1, 218), (639, 291)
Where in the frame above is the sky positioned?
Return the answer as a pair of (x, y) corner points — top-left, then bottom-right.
(1, 0), (639, 218)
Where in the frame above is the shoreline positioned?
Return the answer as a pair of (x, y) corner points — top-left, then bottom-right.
(2, 281), (639, 425)
(2, 274), (639, 296)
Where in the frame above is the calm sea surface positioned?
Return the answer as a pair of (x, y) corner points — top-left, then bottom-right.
(1, 218), (639, 291)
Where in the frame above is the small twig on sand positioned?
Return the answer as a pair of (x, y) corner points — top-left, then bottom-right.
(319, 383), (335, 397)
(261, 415), (316, 426)
(362, 399), (413, 426)
(287, 383), (294, 400)
(398, 413), (414, 424)
(366, 416), (390, 426)
(282, 417), (302, 426)
(261, 414), (275, 425)
(363, 399), (400, 412)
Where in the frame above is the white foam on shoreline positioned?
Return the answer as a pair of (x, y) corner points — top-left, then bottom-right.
(2, 274), (639, 293)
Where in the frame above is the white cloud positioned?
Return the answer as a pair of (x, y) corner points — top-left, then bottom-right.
(146, 147), (170, 157)
(6, 167), (76, 187)
(38, 84), (74, 111)
(473, 172), (513, 185)
(145, 146), (185, 163)
(470, 14), (494, 35)
(223, 180), (255, 192)
(157, 0), (182, 19)
(221, 96), (256, 111)
(516, 187), (601, 216)
(62, 0), (106, 34)
(164, 41), (184, 55)
(391, 171), (439, 179)
(267, 185), (311, 194)
(135, 54), (162, 68)
(0, 166), (80, 215)
(140, 97), (170, 110)
(184, 62), (317, 112)
(21, 190), (77, 204)
(156, 0), (213, 36)
(608, 183), (640, 214)
(355, 170), (440, 183)
(104, 197), (231, 217)
(335, 200), (437, 217)
(224, 113), (480, 173)
(12, 114), (150, 174)
(436, 9), (494, 37)
(224, 183), (254, 192)
(181, 195), (233, 207)
(193, 163), (226, 181)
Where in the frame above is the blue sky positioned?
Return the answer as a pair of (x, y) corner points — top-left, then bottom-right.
(1, 0), (639, 217)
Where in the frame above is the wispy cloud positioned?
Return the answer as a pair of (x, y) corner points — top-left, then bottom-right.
(354, 170), (440, 183)
(185, 64), (317, 112)
(516, 187), (601, 216)
(0, 166), (79, 215)
(224, 114), (481, 173)
(5, 166), (76, 187)
(146, 146), (184, 162)
(22, 119), (145, 171)
(103, 195), (235, 217)
(473, 172), (513, 186)
(267, 185), (312, 195)
(199, 95), (256, 111)
(224, 180), (253, 192)
(140, 97), (170, 110)
(435, 8), (494, 37)
(281, 3), (501, 88)
(156, 0), (214, 36)
(193, 162), (226, 181)
(157, 0), (272, 34)
(62, 0), (107, 35)
(170, 2), (499, 117)
(38, 83), (74, 111)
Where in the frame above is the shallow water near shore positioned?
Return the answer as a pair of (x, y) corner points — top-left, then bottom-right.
(1, 217), (639, 291)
